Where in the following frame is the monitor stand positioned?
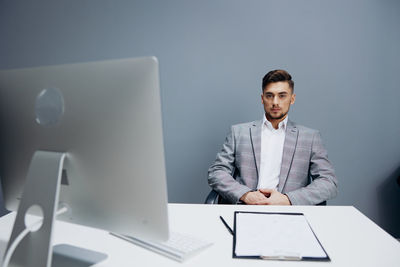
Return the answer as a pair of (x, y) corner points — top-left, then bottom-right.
(4, 151), (107, 267)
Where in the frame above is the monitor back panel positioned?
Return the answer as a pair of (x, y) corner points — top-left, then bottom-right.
(0, 57), (169, 240)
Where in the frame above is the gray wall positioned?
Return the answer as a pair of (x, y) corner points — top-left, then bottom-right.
(1, 0), (399, 236)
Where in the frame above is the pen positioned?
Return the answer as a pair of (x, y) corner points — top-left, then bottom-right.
(219, 216), (234, 236)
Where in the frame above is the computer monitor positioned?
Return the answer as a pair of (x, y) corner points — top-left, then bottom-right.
(0, 57), (169, 265)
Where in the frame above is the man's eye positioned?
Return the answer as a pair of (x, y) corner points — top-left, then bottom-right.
(265, 95), (273, 98)
(279, 94), (287, 98)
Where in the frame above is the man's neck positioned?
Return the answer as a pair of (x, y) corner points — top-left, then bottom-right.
(265, 114), (287, 130)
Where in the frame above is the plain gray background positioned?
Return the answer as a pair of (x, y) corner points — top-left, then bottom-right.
(0, 0), (399, 237)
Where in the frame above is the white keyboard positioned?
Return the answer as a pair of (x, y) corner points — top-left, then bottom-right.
(111, 231), (213, 262)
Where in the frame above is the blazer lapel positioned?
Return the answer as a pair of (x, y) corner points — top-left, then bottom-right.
(250, 121), (262, 183)
(278, 120), (298, 192)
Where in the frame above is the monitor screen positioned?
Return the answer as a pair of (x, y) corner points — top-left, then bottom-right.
(0, 57), (169, 241)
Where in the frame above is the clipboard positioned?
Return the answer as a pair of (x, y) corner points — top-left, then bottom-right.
(232, 211), (330, 261)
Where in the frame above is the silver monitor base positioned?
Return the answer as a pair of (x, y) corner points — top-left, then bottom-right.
(4, 151), (107, 267)
(52, 244), (107, 267)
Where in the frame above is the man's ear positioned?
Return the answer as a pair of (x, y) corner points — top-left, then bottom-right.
(291, 93), (296, 105)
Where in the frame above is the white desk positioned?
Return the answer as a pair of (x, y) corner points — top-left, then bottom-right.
(1, 204), (400, 266)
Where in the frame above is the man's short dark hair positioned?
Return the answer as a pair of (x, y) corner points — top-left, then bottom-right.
(262, 69), (294, 92)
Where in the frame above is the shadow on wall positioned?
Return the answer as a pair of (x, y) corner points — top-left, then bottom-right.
(377, 165), (400, 238)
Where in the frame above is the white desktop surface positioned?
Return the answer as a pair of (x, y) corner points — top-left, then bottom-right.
(1, 204), (399, 266)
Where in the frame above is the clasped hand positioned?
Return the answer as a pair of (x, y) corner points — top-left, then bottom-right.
(240, 189), (291, 205)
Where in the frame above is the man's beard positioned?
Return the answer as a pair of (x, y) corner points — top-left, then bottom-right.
(266, 111), (287, 121)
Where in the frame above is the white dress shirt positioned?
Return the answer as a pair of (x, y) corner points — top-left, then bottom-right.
(257, 115), (287, 190)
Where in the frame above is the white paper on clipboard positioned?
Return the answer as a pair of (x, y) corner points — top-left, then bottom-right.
(234, 212), (327, 258)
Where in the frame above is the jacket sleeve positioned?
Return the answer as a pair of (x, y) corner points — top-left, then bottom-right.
(285, 131), (338, 205)
(207, 126), (252, 203)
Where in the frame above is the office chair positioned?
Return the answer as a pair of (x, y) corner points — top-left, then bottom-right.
(204, 190), (221, 204)
(204, 189), (326, 205)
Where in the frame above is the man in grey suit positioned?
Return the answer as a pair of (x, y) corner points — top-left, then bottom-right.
(208, 70), (337, 205)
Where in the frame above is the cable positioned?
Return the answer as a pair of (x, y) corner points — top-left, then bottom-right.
(1, 226), (32, 267)
(1, 206), (68, 267)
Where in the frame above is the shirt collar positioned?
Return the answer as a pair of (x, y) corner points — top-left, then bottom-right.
(262, 114), (288, 131)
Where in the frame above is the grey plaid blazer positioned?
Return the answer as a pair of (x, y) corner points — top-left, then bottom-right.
(208, 120), (338, 205)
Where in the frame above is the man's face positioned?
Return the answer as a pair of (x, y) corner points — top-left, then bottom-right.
(261, 81), (295, 122)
